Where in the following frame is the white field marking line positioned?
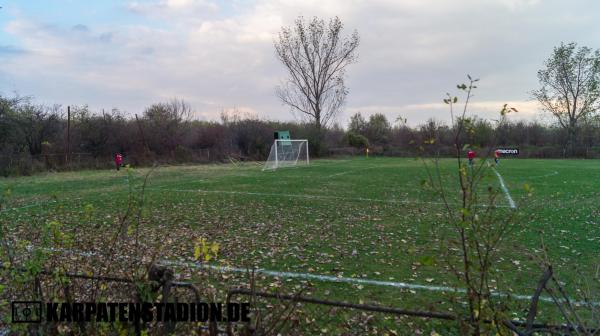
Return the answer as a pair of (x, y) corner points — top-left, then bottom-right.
(302, 159), (352, 166)
(1, 185), (141, 212)
(1, 188), (137, 214)
(492, 168), (517, 209)
(327, 166), (379, 178)
(162, 260), (600, 306)
(21, 244), (600, 306)
(0, 200), (57, 213)
(146, 187), (513, 209)
(524, 170), (559, 180)
(325, 162), (422, 178)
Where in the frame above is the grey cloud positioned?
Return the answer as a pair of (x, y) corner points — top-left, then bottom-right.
(2, 0), (600, 126)
(72, 24), (89, 32)
(99, 32), (113, 43)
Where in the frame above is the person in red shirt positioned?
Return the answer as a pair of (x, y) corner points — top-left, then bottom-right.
(494, 149), (501, 166)
(467, 150), (476, 167)
(114, 153), (123, 171)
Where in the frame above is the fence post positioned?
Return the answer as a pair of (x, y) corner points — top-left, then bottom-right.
(586, 146), (589, 159)
(162, 271), (175, 334)
(149, 264), (175, 335)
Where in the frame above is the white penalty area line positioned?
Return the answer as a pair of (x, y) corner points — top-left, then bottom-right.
(526, 170), (559, 180)
(327, 166), (379, 178)
(21, 245), (599, 306)
(148, 188), (514, 209)
(492, 168), (517, 209)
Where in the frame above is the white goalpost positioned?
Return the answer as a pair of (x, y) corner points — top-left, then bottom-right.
(263, 139), (309, 170)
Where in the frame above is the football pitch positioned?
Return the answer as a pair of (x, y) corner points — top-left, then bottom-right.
(1, 157), (599, 333)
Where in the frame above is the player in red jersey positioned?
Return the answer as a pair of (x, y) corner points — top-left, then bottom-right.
(114, 153), (123, 171)
(467, 150), (476, 167)
(494, 149), (501, 166)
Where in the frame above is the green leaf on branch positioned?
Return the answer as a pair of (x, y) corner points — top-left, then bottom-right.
(460, 208), (470, 217)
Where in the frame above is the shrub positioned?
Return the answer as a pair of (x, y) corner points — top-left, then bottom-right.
(345, 132), (369, 149)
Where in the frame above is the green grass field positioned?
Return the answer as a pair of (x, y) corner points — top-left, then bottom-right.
(1, 157), (599, 334)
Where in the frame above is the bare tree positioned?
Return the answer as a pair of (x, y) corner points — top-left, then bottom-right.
(143, 98), (193, 155)
(274, 16), (359, 130)
(18, 103), (61, 155)
(533, 42), (600, 156)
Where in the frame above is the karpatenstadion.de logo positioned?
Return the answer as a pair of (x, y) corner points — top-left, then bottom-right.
(11, 301), (250, 323)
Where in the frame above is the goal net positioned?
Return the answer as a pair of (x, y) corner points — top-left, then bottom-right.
(263, 139), (309, 170)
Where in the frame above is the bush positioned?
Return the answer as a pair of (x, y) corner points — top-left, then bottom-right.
(174, 145), (193, 163)
(345, 132), (369, 148)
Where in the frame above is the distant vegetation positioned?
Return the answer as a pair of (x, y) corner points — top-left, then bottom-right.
(1, 94), (600, 176)
(533, 42), (600, 157)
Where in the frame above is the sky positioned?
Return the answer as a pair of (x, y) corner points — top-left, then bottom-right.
(1, 0), (599, 127)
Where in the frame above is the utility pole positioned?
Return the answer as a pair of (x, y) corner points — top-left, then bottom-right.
(135, 114), (149, 153)
(66, 106), (71, 167)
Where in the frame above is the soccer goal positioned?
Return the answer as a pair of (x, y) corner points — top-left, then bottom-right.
(263, 139), (309, 170)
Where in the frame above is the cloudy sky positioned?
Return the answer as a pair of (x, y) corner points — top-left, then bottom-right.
(1, 0), (599, 126)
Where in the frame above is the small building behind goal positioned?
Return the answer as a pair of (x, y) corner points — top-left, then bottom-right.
(263, 131), (309, 170)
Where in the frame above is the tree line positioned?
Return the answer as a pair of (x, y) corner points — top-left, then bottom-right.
(1, 93), (599, 176)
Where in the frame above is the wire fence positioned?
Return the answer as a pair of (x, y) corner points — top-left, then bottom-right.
(1, 144), (600, 177)
(0, 149), (214, 176)
(3, 238), (596, 335)
(2, 260), (593, 336)
(329, 145), (600, 159)
(0, 152), (99, 175)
